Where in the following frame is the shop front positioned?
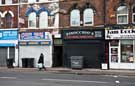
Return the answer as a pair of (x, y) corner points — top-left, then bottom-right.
(105, 29), (135, 69)
(62, 29), (105, 68)
(19, 32), (52, 68)
(0, 29), (18, 67)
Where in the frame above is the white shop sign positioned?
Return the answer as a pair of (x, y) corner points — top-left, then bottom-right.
(105, 29), (135, 39)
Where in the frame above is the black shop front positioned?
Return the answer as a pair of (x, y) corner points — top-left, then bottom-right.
(62, 29), (105, 68)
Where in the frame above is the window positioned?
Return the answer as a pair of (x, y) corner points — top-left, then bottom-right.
(117, 6), (128, 24)
(39, 12), (48, 28)
(70, 9), (80, 26)
(5, 13), (12, 28)
(121, 40), (134, 63)
(132, 6), (135, 24)
(28, 12), (36, 28)
(28, 0), (36, 3)
(39, 0), (45, 2)
(5, 0), (12, 4)
(83, 8), (94, 26)
(0, 0), (1, 5)
(0, 16), (2, 27)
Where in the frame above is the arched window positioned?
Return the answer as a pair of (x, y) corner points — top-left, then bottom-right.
(28, 0), (36, 3)
(83, 8), (94, 26)
(28, 12), (36, 28)
(70, 9), (80, 26)
(132, 6), (135, 24)
(117, 6), (128, 24)
(39, 12), (48, 28)
(5, 13), (12, 28)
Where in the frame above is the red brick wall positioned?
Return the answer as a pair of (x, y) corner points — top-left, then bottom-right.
(105, 0), (135, 25)
(59, 0), (105, 28)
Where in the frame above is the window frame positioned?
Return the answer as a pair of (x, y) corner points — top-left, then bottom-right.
(39, 11), (48, 29)
(28, 0), (36, 3)
(132, 6), (135, 24)
(5, 0), (12, 4)
(70, 9), (80, 26)
(83, 8), (94, 26)
(117, 6), (128, 24)
(5, 13), (12, 28)
(28, 12), (37, 29)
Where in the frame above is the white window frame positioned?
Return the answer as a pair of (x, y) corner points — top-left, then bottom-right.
(70, 9), (80, 26)
(28, 12), (37, 29)
(39, 12), (48, 29)
(132, 7), (135, 24)
(5, 0), (12, 4)
(28, 0), (36, 3)
(117, 6), (128, 24)
(0, 0), (1, 5)
(83, 8), (94, 26)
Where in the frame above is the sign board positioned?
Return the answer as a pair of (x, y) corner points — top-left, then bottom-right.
(0, 30), (18, 40)
(63, 29), (104, 40)
(105, 29), (135, 39)
(20, 32), (50, 40)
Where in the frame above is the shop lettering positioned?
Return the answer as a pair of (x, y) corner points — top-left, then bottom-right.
(66, 31), (94, 36)
(121, 29), (135, 33)
(107, 29), (135, 34)
(107, 30), (119, 34)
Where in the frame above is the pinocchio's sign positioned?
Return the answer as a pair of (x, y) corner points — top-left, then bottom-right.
(63, 29), (104, 40)
(105, 29), (135, 39)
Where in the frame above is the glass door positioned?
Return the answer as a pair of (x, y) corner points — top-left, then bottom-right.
(109, 40), (120, 69)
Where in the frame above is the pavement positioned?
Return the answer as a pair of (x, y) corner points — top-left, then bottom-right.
(0, 67), (135, 76)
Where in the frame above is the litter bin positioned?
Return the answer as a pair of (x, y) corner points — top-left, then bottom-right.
(7, 58), (14, 68)
(70, 56), (83, 69)
(22, 58), (34, 68)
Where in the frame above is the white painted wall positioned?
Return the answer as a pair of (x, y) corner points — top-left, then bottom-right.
(19, 45), (52, 67)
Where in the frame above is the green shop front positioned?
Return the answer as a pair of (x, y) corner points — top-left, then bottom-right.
(62, 29), (105, 68)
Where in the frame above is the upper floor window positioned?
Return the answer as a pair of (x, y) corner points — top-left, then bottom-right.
(0, 0), (1, 5)
(117, 6), (128, 24)
(5, 13), (12, 28)
(28, 0), (36, 3)
(39, 12), (48, 28)
(28, 12), (36, 28)
(70, 9), (80, 26)
(83, 8), (94, 26)
(5, 0), (12, 4)
(132, 6), (135, 24)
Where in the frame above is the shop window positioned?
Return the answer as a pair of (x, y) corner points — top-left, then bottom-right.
(121, 40), (134, 63)
(132, 6), (135, 24)
(70, 9), (80, 26)
(117, 6), (128, 24)
(83, 8), (94, 26)
(28, 12), (36, 28)
(5, 13), (12, 28)
(5, 0), (12, 4)
(39, 12), (48, 29)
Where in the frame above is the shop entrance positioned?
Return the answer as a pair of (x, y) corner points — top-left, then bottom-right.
(0, 47), (15, 67)
(53, 46), (63, 67)
(63, 40), (104, 68)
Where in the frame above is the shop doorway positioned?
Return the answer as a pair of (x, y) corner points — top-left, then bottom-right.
(0, 47), (15, 67)
(53, 46), (63, 67)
